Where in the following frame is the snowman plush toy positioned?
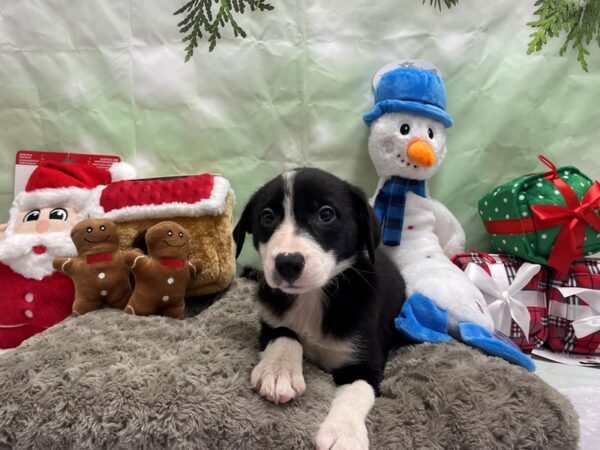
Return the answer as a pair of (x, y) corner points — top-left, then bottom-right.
(364, 60), (534, 371)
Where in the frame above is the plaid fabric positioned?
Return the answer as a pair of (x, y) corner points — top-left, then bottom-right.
(452, 252), (549, 351)
(547, 258), (600, 354)
(373, 177), (425, 246)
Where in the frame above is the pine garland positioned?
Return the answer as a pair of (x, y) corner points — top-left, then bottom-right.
(527, 0), (600, 71)
(175, 0), (598, 71)
(423, 0), (459, 10)
(174, 0), (274, 61)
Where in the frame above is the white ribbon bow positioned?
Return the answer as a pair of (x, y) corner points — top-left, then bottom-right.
(465, 262), (542, 339)
(556, 287), (600, 339)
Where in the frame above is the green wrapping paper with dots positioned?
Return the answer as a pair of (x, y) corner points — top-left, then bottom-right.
(478, 156), (600, 273)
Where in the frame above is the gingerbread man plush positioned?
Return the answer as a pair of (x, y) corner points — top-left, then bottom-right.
(124, 221), (201, 319)
(53, 219), (135, 315)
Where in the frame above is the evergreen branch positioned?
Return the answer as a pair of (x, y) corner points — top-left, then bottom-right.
(527, 0), (600, 72)
(174, 0), (274, 61)
(423, 0), (459, 11)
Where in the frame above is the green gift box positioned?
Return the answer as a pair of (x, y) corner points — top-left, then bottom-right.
(478, 155), (600, 273)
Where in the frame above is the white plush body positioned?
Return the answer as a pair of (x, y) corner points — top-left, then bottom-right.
(369, 112), (494, 335)
(374, 187), (493, 334)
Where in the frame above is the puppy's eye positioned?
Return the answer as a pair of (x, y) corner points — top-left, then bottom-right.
(49, 208), (68, 221)
(428, 128), (434, 139)
(260, 208), (275, 227)
(99, 225), (106, 231)
(23, 209), (40, 222)
(318, 206), (336, 224)
(167, 230), (173, 237)
(86, 227), (93, 233)
(400, 124), (410, 135)
(178, 232), (184, 238)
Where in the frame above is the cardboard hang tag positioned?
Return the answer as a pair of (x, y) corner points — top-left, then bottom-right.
(13, 150), (121, 199)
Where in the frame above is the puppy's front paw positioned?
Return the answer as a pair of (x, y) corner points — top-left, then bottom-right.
(251, 359), (305, 404)
(315, 418), (369, 450)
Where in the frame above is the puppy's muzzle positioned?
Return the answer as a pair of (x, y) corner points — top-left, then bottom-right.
(275, 252), (305, 283)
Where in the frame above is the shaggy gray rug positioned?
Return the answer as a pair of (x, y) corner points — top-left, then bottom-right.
(0, 279), (579, 449)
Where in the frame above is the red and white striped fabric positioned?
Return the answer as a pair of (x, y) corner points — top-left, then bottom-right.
(452, 252), (549, 351)
(547, 258), (600, 354)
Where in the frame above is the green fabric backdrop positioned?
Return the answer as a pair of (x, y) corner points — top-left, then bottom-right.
(0, 0), (598, 266)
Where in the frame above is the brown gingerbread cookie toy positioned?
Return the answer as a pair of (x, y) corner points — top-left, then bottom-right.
(124, 221), (201, 319)
(53, 219), (135, 315)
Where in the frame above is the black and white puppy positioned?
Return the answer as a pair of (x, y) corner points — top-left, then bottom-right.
(233, 168), (407, 450)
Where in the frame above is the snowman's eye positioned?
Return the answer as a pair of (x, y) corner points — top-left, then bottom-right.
(428, 128), (434, 139)
(400, 124), (410, 135)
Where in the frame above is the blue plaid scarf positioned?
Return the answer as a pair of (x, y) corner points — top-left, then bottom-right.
(373, 176), (426, 246)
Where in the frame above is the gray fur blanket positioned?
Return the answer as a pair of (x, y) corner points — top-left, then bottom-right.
(0, 279), (578, 449)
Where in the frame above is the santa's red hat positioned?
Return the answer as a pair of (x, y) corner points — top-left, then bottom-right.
(7, 161), (136, 232)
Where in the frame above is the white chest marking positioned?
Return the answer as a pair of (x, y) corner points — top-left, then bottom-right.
(260, 290), (356, 371)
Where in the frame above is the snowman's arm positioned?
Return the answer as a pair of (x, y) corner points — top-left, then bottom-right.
(425, 198), (466, 257)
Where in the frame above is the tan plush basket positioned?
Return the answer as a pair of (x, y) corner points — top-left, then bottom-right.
(95, 174), (235, 296)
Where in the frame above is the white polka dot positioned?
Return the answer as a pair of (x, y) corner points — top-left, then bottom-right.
(484, 201), (488, 206)
(522, 212), (528, 217)
(536, 182), (542, 187)
(101, 290), (107, 296)
(597, 233), (600, 238)
(167, 277), (174, 285)
(538, 195), (544, 199)
(494, 207), (499, 212)
(488, 217), (492, 220)
(530, 243), (535, 248)
(524, 183), (528, 188)
(511, 189), (516, 193)
(514, 246), (519, 252)
(503, 198), (508, 203)
(162, 296), (170, 302)
(519, 195), (525, 201)
(554, 190), (560, 195)
(505, 214), (510, 219)
(541, 234), (548, 240)
(24, 310), (33, 319)
(580, 182), (585, 187)
(564, 171), (570, 175)
(479, 210), (483, 215)
(564, 175), (570, 179)
(24, 293), (34, 302)
(493, 192), (498, 196)
(98, 272), (105, 279)
(502, 239), (507, 244)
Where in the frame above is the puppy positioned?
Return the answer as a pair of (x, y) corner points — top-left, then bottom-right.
(234, 168), (408, 450)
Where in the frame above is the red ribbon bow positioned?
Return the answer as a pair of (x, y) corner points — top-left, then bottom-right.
(160, 258), (185, 269)
(531, 155), (600, 273)
(87, 253), (113, 264)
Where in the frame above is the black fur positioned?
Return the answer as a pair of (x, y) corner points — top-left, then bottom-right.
(234, 168), (408, 393)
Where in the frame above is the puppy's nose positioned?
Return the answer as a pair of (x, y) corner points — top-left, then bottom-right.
(275, 252), (305, 283)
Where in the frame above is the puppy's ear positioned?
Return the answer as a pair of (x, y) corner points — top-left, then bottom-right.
(350, 185), (380, 263)
(232, 199), (255, 259)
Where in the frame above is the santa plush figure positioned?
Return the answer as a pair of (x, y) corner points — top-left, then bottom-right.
(0, 160), (135, 349)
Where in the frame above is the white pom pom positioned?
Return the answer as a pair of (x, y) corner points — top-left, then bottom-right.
(109, 162), (137, 181)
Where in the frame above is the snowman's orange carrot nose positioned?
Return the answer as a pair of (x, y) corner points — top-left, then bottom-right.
(406, 140), (435, 167)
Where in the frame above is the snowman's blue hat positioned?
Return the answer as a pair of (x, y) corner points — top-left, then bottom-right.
(363, 67), (453, 128)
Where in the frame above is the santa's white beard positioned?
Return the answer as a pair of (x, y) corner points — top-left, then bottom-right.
(0, 232), (77, 280)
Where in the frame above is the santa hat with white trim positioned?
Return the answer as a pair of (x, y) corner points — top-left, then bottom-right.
(6, 161), (136, 233)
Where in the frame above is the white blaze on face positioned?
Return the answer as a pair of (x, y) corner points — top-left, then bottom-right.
(368, 112), (447, 180)
(258, 170), (337, 294)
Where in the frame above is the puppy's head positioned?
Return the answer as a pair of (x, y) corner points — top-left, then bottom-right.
(233, 168), (380, 294)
